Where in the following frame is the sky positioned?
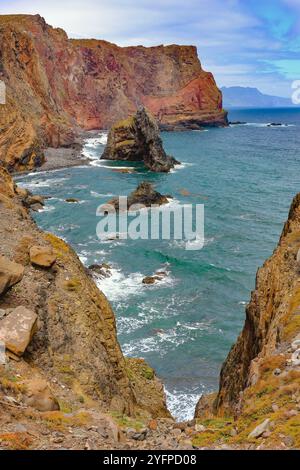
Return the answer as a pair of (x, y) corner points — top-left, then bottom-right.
(0, 0), (299, 97)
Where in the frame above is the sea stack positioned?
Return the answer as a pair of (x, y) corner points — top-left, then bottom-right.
(106, 181), (170, 211)
(102, 108), (180, 172)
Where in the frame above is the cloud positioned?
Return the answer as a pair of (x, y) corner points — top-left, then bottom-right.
(0, 0), (299, 96)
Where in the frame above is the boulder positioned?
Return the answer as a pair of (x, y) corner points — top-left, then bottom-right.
(65, 198), (79, 203)
(0, 306), (38, 357)
(106, 181), (170, 212)
(248, 419), (271, 439)
(15, 186), (29, 199)
(23, 378), (60, 412)
(102, 108), (180, 172)
(88, 263), (111, 279)
(25, 195), (45, 207)
(143, 271), (167, 285)
(29, 246), (56, 268)
(142, 276), (158, 285)
(291, 348), (300, 366)
(0, 255), (24, 296)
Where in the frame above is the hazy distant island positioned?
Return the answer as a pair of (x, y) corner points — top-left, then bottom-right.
(221, 86), (297, 108)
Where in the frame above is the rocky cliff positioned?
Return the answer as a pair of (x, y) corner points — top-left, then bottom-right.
(194, 194), (300, 449)
(102, 108), (179, 172)
(0, 14), (227, 171)
(0, 166), (171, 432)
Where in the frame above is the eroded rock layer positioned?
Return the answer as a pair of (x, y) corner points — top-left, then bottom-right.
(0, 14), (227, 171)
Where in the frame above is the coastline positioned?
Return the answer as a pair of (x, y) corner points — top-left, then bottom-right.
(13, 130), (103, 176)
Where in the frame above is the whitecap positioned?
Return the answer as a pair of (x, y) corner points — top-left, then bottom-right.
(90, 191), (115, 198)
(122, 320), (211, 357)
(170, 162), (194, 173)
(95, 267), (145, 302)
(231, 122), (295, 128)
(165, 387), (205, 421)
(37, 205), (55, 213)
(17, 177), (69, 190)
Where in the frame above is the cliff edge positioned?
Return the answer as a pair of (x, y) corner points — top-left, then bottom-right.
(194, 194), (300, 449)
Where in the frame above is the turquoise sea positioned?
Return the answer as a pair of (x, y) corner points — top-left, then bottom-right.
(16, 108), (300, 420)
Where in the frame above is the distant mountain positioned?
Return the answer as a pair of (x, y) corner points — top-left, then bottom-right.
(221, 86), (295, 108)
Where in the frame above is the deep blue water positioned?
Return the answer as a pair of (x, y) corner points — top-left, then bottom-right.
(15, 108), (300, 420)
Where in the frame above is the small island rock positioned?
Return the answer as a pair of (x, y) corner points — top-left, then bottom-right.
(102, 108), (180, 172)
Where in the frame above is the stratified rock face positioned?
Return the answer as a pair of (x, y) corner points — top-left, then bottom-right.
(0, 14), (227, 171)
(102, 108), (179, 172)
(209, 193), (300, 416)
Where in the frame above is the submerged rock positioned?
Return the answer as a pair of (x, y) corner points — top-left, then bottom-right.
(65, 198), (79, 203)
(142, 276), (158, 285)
(106, 181), (170, 212)
(89, 263), (112, 279)
(143, 271), (168, 285)
(0, 255), (24, 297)
(102, 108), (180, 172)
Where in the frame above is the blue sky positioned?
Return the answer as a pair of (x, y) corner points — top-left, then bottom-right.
(0, 0), (299, 97)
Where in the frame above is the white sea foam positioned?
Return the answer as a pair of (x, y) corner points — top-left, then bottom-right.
(56, 223), (80, 232)
(95, 262), (174, 303)
(37, 205), (55, 213)
(170, 162), (194, 173)
(122, 320), (211, 357)
(165, 387), (205, 421)
(90, 190), (115, 198)
(169, 236), (214, 250)
(231, 122), (295, 128)
(95, 267), (145, 302)
(84, 133), (108, 147)
(17, 177), (69, 190)
(89, 159), (136, 170)
(82, 133), (108, 163)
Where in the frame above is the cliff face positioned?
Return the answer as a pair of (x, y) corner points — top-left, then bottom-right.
(0, 14), (227, 171)
(193, 194), (300, 449)
(215, 194), (300, 414)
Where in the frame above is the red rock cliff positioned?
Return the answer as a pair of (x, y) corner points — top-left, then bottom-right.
(0, 14), (227, 171)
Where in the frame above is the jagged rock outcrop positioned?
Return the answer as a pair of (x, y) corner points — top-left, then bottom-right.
(212, 193), (300, 415)
(102, 108), (179, 172)
(193, 192), (300, 449)
(106, 181), (170, 212)
(0, 14), (227, 171)
(0, 165), (170, 419)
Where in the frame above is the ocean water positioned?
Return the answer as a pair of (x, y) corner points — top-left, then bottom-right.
(15, 108), (300, 420)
